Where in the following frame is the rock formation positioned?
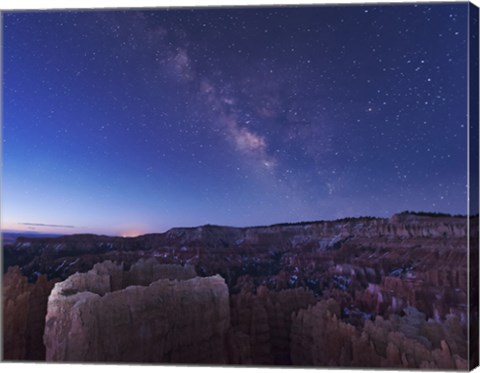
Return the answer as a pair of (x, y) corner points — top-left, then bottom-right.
(43, 259), (230, 363)
(230, 286), (316, 365)
(3, 266), (55, 360)
(4, 213), (469, 283)
(3, 212), (474, 368)
(291, 299), (468, 369)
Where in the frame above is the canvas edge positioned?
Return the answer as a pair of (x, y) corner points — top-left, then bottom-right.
(468, 1), (480, 370)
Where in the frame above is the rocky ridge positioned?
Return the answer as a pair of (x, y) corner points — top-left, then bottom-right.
(3, 212), (475, 367)
(4, 213), (469, 278)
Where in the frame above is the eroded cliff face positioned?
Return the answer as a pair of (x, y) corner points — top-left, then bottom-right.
(3, 266), (55, 360)
(230, 286), (316, 365)
(43, 260), (229, 363)
(290, 299), (468, 370)
(3, 213), (473, 367)
(4, 213), (469, 283)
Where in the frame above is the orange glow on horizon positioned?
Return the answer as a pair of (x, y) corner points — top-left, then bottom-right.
(119, 229), (148, 238)
(2, 221), (158, 238)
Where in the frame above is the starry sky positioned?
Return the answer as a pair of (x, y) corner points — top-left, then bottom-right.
(2, 3), (470, 236)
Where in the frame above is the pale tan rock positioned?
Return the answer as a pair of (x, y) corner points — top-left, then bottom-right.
(43, 260), (229, 363)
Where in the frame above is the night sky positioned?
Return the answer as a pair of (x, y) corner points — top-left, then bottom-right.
(2, 3), (470, 236)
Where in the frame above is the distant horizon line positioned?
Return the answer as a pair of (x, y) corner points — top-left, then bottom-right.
(2, 210), (473, 239)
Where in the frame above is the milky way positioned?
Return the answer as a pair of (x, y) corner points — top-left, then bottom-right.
(2, 3), (471, 235)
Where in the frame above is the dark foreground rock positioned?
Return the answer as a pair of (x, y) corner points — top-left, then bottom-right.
(291, 299), (468, 369)
(3, 266), (55, 360)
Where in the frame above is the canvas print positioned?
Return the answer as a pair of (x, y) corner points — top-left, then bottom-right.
(1, 1), (479, 370)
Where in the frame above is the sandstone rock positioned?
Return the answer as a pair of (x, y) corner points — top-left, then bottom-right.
(43, 260), (229, 363)
(226, 329), (252, 364)
(4, 213), (470, 368)
(230, 286), (316, 365)
(3, 266), (55, 360)
(291, 299), (357, 367)
(290, 299), (468, 369)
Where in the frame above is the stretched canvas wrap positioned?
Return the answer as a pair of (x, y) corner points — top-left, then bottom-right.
(1, 1), (479, 370)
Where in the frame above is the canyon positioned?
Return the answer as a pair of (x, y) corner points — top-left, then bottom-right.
(2, 212), (477, 368)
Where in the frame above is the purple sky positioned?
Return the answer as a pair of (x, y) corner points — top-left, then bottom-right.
(2, 3), (469, 235)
